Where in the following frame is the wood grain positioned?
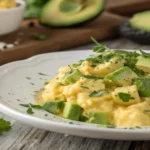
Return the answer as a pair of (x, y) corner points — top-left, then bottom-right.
(1, 38), (150, 150)
(0, 12), (127, 65)
(0, 0), (150, 65)
(107, 0), (150, 15)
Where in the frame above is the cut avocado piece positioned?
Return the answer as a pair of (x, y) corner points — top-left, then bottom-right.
(120, 11), (150, 45)
(136, 56), (150, 73)
(88, 112), (108, 125)
(39, 0), (105, 27)
(63, 102), (82, 121)
(133, 78), (150, 97)
(79, 115), (88, 122)
(61, 69), (82, 85)
(105, 66), (138, 86)
(42, 100), (64, 115)
(129, 11), (150, 32)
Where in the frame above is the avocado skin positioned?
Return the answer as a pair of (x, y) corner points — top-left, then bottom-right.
(39, 0), (105, 27)
(63, 102), (83, 121)
(120, 22), (150, 45)
(43, 100), (64, 115)
(39, 9), (104, 28)
(88, 112), (108, 125)
(133, 78), (150, 97)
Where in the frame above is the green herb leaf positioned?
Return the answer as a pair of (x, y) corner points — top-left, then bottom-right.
(144, 109), (150, 112)
(80, 86), (89, 89)
(38, 72), (47, 76)
(118, 93), (133, 102)
(106, 125), (116, 128)
(0, 118), (11, 133)
(82, 75), (103, 80)
(44, 81), (49, 85)
(27, 107), (34, 114)
(68, 65), (73, 73)
(33, 34), (48, 40)
(86, 57), (103, 63)
(91, 37), (109, 53)
(139, 49), (150, 58)
(20, 103), (42, 109)
(89, 90), (106, 97)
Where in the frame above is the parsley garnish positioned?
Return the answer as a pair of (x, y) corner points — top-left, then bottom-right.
(20, 103), (42, 109)
(89, 90), (106, 97)
(38, 72), (47, 76)
(86, 57), (103, 63)
(144, 110), (150, 112)
(80, 86), (89, 89)
(33, 34), (48, 40)
(27, 107), (34, 114)
(0, 118), (11, 134)
(82, 75), (103, 80)
(91, 37), (109, 53)
(139, 49), (150, 58)
(106, 125), (116, 128)
(118, 93), (133, 102)
(44, 81), (49, 85)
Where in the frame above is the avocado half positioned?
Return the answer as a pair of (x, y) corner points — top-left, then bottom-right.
(120, 11), (150, 44)
(39, 0), (105, 27)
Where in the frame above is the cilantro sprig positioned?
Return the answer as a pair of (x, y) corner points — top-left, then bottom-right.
(0, 118), (11, 134)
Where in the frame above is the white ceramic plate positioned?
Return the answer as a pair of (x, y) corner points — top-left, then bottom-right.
(0, 50), (150, 140)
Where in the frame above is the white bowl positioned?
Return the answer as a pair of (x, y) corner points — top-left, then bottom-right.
(0, 0), (26, 36)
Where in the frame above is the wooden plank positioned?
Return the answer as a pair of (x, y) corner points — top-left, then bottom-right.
(0, 12), (127, 65)
(107, 0), (150, 15)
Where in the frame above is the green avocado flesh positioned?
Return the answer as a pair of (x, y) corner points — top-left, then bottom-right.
(129, 11), (150, 32)
(61, 69), (82, 85)
(39, 0), (105, 27)
(42, 100), (64, 115)
(88, 112), (108, 125)
(105, 66), (138, 86)
(136, 56), (150, 73)
(133, 78), (150, 97)
(63, 102), (83, 121)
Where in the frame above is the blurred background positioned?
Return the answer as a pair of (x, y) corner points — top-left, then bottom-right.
(0, 0), (150, 65)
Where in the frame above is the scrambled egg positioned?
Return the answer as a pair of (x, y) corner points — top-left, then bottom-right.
(0, 0), (16, 9)
(40, 55), (150, 127)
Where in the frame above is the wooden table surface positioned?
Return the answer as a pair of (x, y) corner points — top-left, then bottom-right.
(1, 38), (150, 150)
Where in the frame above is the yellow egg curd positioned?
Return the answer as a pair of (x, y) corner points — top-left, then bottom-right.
(0, 0), (16, 9)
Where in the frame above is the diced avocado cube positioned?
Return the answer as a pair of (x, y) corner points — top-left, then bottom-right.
(61, 69), (81, 85)
(79, 115), (88, 122)
(63, 102), (82, 121)
(42, 100), (64, 115)
(105, 66), (138, 86)
(88, 112), (108, 125)
(136, 56), (150, 73)
(133, 78), (150, 97)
